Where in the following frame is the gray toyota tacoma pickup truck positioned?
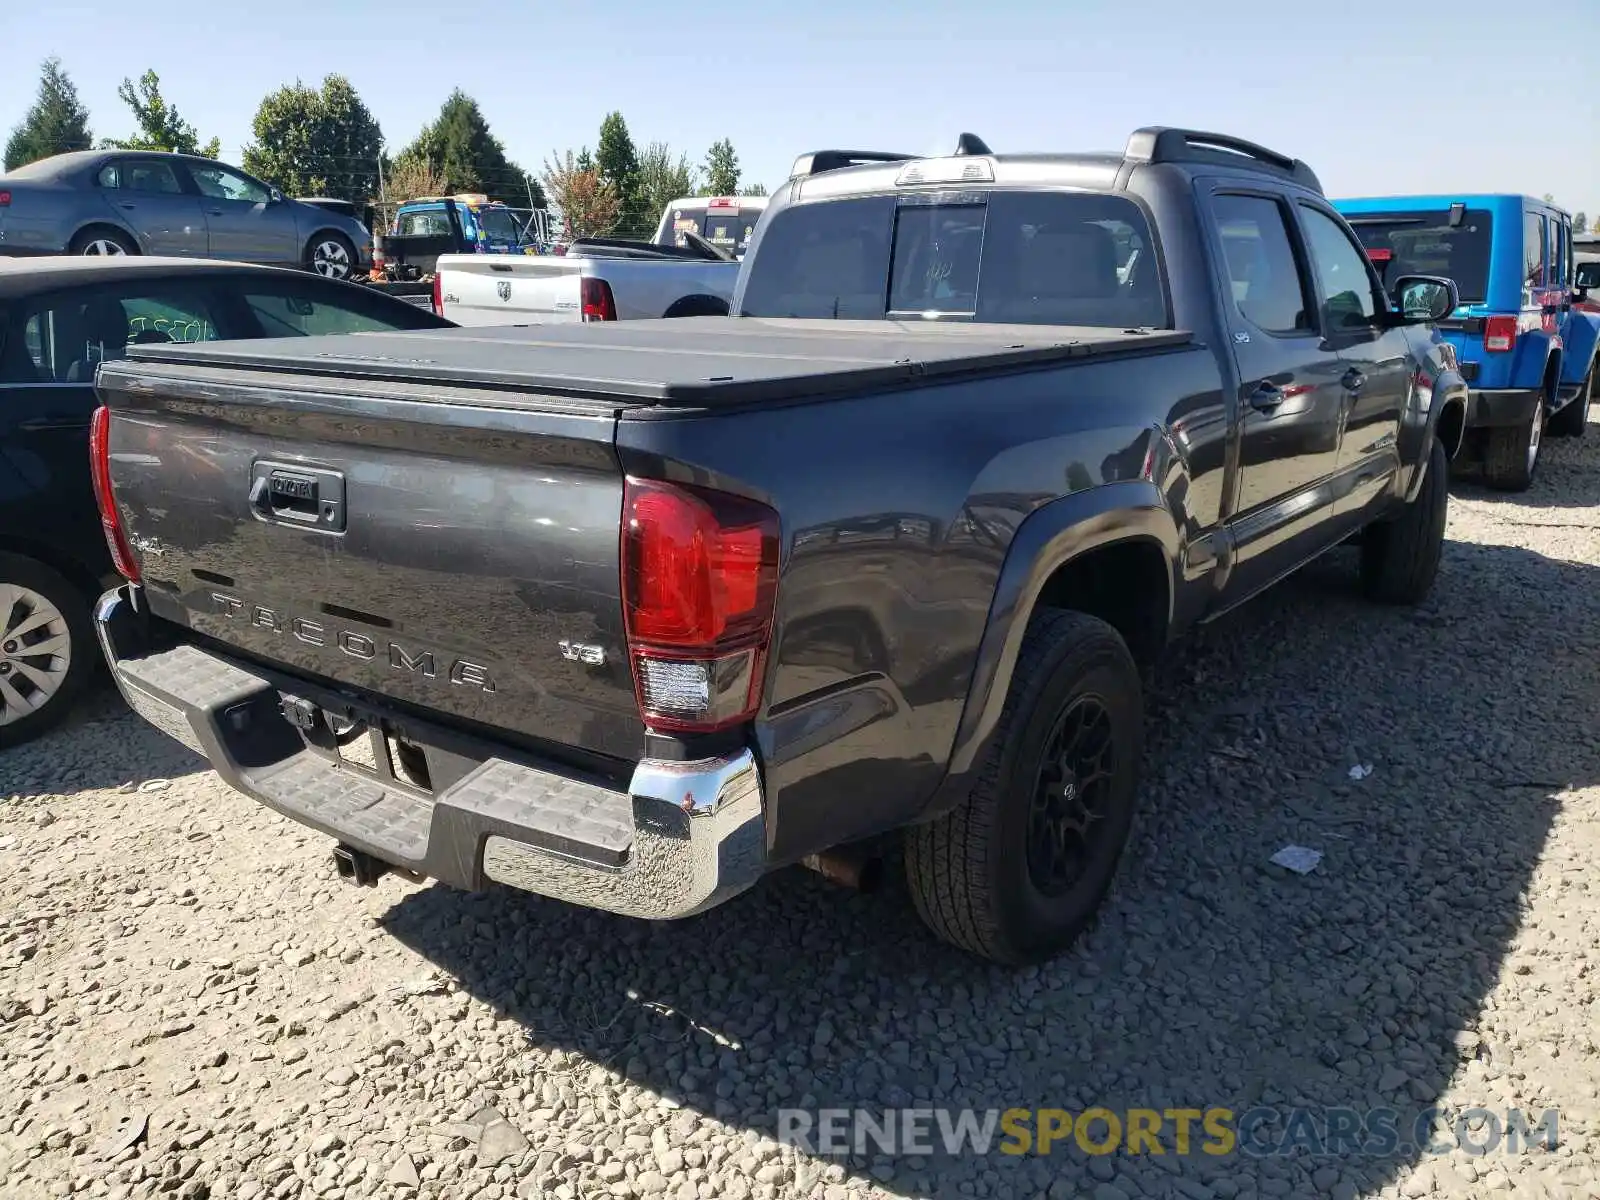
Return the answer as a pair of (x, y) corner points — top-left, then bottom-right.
(89, 128), (1468, 965)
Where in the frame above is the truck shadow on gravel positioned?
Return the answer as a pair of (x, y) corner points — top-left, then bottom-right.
(3, 680), (208, 794)
(382, 537), (1597, 1200)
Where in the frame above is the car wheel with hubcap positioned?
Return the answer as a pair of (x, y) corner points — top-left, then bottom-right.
(1482, 387), (1547, 492)
(68, 227), (137, 257)
(904, 608), (1143, 965)
(307, 234), (355, 280)
(1547, 366), (1594, 439)
(0, 554), (95, 747)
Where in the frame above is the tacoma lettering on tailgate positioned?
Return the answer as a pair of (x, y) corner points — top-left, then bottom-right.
(208, 593), (498, 693)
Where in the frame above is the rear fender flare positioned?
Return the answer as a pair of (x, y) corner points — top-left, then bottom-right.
(1400, 367), (1469, 500)
(1560, 311), (1599, 385)
(920, 481), (1179, 819)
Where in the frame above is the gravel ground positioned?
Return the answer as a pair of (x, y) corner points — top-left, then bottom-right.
(3, 428), (1599, 1200)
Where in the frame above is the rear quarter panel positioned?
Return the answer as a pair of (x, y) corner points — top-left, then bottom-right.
(0, 182), (84, 255)
(599, 261), (739, 319)
(617, 343), (1226, 862)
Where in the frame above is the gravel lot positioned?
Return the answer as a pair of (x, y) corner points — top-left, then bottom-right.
(3, 429), (1599, 1200)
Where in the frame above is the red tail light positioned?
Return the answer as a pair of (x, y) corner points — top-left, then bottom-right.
(89, 405), (140, 583)
(621, 478), (780, 733)
(0, 190), (11, 207)
(431, 271), (442, 316)
(581, 277), (617, 322)
(1365, 248), (1393, 263)
(1483, 315), (1518, 353)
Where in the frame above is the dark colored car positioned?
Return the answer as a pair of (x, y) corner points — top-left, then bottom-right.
(0, 256), (454, 746)
(0, 151), (374, 280)
(90, 127), (1467, 965)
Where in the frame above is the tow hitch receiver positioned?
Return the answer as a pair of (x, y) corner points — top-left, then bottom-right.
(332, 844), (389, 887)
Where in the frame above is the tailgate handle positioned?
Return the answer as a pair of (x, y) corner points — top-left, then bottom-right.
(248, 461), (346, 533)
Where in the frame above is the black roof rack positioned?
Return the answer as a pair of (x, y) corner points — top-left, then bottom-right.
(1123, 126), (1322, 193)
(788, 133), (998, 180)
(788, 149), (917, 179)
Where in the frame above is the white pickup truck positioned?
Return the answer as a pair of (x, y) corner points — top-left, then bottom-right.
(434, 196), (768, 326)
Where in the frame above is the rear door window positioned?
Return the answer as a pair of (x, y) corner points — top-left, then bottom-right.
(100, 159), (185, 195)
(240, 279), (451, 336)
(4, 284), (223, 383)
(740, 190), (1166, 328)
(1210, 194), (1313, 335)
(1524, 211), (1546, 288)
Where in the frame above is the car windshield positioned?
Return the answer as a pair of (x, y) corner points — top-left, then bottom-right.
(738, 190), (1167, 328)
(1343, 209), (1493, 304)
(657, 205), (763, 255)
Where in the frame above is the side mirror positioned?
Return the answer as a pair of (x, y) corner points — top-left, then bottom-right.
(268, 187), (285, 205)
(1392, 274), (1459, 324)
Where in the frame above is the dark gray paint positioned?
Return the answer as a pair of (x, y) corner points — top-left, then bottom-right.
(93, 149), (1468, 868)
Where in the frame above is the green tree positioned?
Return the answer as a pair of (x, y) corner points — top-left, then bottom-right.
(595, 112), (643, 232)
(100, 70), (219, 157)
(742, 182), (767, 197)
(635, 141), (698, 230)
(242, 76), (383, 204)
(704, 137), (740, 195)
(575, 146), (595, 173)
(4, 57), (93, 171)
(391, 90), (530, 205)
(1576, 212), (1589, 235)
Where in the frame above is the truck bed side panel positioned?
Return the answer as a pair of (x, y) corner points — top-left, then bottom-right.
(615, 343), (1228, 862)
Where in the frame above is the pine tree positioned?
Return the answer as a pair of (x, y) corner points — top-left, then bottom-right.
(392, 90), (530, 206)
(4, 57), (93, 171)
(595, 112), (642, 233)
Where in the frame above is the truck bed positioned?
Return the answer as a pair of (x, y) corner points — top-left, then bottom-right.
(124, 317), (1193, 408)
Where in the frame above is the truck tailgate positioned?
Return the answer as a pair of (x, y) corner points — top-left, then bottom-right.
(437, 254), (585, 324)
(94, 348), (647, 765)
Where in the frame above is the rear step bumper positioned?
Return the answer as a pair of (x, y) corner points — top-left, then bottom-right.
(95, 586), (767, 921)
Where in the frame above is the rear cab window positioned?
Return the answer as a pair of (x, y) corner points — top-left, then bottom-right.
(1344, 209), (1494, 303)
(658, 204), (764, 256)
(739, 190), (1167, 328)
(397, 207), (453, 237)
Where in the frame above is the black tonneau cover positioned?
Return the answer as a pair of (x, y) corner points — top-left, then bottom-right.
(124, 316), (1193, 408)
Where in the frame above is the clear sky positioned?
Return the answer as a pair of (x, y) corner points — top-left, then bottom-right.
(3, 0), (1597, 213)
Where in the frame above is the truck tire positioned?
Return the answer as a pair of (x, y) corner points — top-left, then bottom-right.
(1482, 389), (1546, 491)
(1359, 435), (1448, 605)
(0, 553), (96, 747)
(1547, 366), (1593, 439)
(904, 609), (1143, 965)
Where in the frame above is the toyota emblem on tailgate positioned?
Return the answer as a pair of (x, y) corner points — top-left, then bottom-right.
(496, 280), (512, 302)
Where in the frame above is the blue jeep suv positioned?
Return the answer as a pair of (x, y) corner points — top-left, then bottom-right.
(1333, 194), (1598, 491)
